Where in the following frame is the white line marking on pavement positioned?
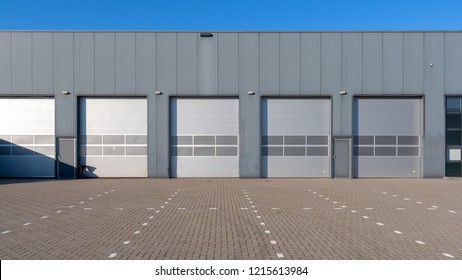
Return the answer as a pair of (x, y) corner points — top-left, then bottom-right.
(265, 230), (270, 234)
(392, 195), (397, 197)
(431, 206), (438, 208)
(403, 198), (409, 201)
(365, 208), (374, 210)
(417, 202), (423, 204)
(97, 195), (101, 197)
(270, 240), (277, 245)
(394, 231), (403, 234)
(89, 198), (93, 200)
(160, 206), (164, 208)
(149, 216), (154, 219)
(251, 206), (256, 208)
(276, 253), (284, 258)
(168, 198), (172, 200)
(178, 208), (186, 210)
(249, 202), (253, 204)
(111, 190), (114, 192)
(415, 240), (425, 245)
(247, 198), (250, 200)
(123, 241), (130, 245)
(108, 253), (117, 258)
(397, 208), (406, 210)
(351, 210), (357, 213)
(308, 190), (312, 192)
(84, 208), (92, 210)
(23, 223), (31, 226)
(334, 208), (343, 210)
(362, 216), (369, 219)
(142, 223), (148, 226)
(209, 208), (217, 210)
(147, 208), (155, 210)
(319, 195), (323, 197)
(1, 231), (11, 234)
(254, 210), (258, 213)
(80, 202), (85, 204)
(449, 210), (456, 213)
(342, 205), (347, 208)
(303, 208), (312, 210)
(313, 192), (317, 194)
(134, 231), (140, 234)
(257, 216), (261, 219)
(116, 208), (124, 210)
(442, 253), (454, 258)
(240, 208), (248, 210)
(41, 216), (48, 219)
(272, 208), (279, 210)
(325, 198), (330, 200)
(155, 211), (160, 213)
(56, 210), (63, 213)
(260, 223), (265, 225)
(427, 208), (437, 210)
(376, 223), (384, 226)
(69, 206), (74, 208)
(382, 192), (387, 194)
(164, 202), (168, 204)
(104, 192), (108, 194)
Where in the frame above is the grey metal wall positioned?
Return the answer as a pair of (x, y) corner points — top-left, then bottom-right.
(1, 31), (461, 178)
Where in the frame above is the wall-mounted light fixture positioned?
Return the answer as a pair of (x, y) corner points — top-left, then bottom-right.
(339, 90), (347, 95)
(62, 90), (70, 95)
(155, 90), (162, 95)
(200, 32), (213, 38)
(248, 90), (255, 95)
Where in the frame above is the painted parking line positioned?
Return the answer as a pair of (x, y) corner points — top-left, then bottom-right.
(209, 208), (217, 210)
(341, 206), (347, 208)
(134, 231), (140, 234)
(276, 253), (284, 258)
(155, 210), (160, 213)
(178, 208), (186, 210)
(256, 216), (261, 219)
(123, 241), (130, 245)
(334, 208), (343, 210)
(23, 223), (31, 226)
(449, 210), (456, 213)
(80, 202), (85, 204)
(303, 208), (312, 210)
(97, 195), (101, 197)
(89, 198), (94, 200)
(1, 231), (11, 234)
(115, 208), (124, 210)
(416, 202), (423, 204)
(427, 208), (437, 210)
(394, 231), (403, 234)
(270, 240), (277, 245)
(392, 195), (397, 197)
(41, 216), (48, 219)
(84, 208), (92, 210)
(403, 198), (410, 201)
(68, 206), (74, 208)
(142, 223), (148, 226)
(265, 230), (270, 234)
(272, 208), (280, 210)
(240, 208), (248, 210)
(362, 216), (369, 219)
(431, 206), (438, 208)
(397, 208), (406, 210)
(108, 253), (117, 258)
(260, 222), (265, 225)
(149, 216), (154, 219)
(415, 240), (425, 245)
(351, 210), (357, 213)
(253, 210), (258, 213)
(365, 208), (374, 210)
(56, 210), (63, 213)
(376, 223), (384, 226)
(442, 253), (454, 258)
(147, 208), (155, 210)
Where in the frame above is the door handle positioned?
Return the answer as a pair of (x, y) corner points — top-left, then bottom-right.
(333, 155), (336, 160)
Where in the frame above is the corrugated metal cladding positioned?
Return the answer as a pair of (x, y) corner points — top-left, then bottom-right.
(0, 31), (461, 178)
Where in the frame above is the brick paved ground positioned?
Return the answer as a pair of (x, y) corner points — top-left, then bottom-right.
(0, 178), (461, 260)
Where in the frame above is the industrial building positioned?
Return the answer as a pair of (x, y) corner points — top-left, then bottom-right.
(0, 31), (461, 178)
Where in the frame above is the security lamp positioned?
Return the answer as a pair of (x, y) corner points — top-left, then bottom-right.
(200, 32), (213, 37)
(155, 90), (162, 95)
(339, 91), (347, 95)
(248, 90), (255, 95)
(62, 90), (70, 95)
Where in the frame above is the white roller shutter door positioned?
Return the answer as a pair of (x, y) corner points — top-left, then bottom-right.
(170, 98), (239, 177)
(261, 98), (331, 177)
(0, 98), (55, 177)
(79, 98), (147, 177)
(353, 98), (422, 177)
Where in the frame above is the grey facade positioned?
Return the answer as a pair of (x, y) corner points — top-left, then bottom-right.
(0, 31), (461, 178)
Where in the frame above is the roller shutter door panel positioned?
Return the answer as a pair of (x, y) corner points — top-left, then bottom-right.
(0, 98), (55, 177)
(79, 98), (147, 177)
(170, 98), (239, 177)
(353, 98), (422, 177)
(261, 98), (331, 177)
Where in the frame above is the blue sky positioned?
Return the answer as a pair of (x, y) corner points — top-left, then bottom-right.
(0, 0), (461, 30)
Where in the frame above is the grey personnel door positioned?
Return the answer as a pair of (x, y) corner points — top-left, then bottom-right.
(57, 138), (75, 178)
(334, 138), (350, 178)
